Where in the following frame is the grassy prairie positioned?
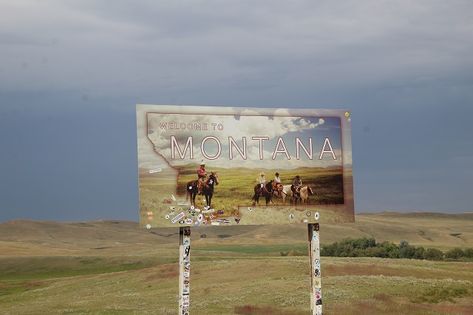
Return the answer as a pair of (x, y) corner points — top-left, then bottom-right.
(1, 213), (473, 314)
(0, 253), (472, 314)
(174, 164), (344, 209)
(138, 164), (347, 227)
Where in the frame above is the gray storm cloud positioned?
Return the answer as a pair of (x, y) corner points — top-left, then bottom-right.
(1, 1), (472, 99)
(1, 0), (472, 222)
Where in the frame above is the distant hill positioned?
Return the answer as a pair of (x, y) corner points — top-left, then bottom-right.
(173, 163), (342, 173)
(1, 212), (472, 256)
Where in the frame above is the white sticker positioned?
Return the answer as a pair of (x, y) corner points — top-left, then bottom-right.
(171, 212), (185, 224)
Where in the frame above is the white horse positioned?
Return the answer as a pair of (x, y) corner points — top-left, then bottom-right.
(276, 185), (292, 203)
(273, 185), (315, 204)
(299, 186), (315, 203)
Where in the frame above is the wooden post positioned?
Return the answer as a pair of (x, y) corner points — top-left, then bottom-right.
(178, 227), (191, 315)
(308, 223), (322, 315)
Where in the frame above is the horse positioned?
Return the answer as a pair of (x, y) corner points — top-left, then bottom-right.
(186, 172), (219, 207)
(272, 181), (284, 197)
(186, 179), (199, 207)
(252, 180), (274, 206)
(292, 185), (315, 204)
(202, 173), (219, 208)
(271, 183), (289, 204)
(299, 185), (315, 203)
(275, 185), (292, 204)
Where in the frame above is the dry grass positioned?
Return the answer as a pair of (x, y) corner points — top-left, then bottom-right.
(1, 214), (473, 314)
(234, 304), (306, 315)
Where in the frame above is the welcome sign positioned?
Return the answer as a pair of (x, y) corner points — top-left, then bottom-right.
(137, 105), (354, 227)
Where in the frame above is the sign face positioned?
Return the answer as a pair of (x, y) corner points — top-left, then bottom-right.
(137, 105), (354, 227)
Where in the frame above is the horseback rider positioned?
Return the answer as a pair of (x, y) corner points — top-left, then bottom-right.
(274, 172), (281, 184)
(256, 172), (267, 194)
(197, 161), (207, 194)
(273, 172), (283, 196)
(291, 175), (303, 197)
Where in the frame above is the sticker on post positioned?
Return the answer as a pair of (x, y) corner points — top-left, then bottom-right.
(185, 218), (193, 225)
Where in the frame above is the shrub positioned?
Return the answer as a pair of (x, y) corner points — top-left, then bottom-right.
(319, 238), (473, 261)
(424, 248), (444, 261)
(413, 247), (425, 260)
(364, 246), (388, 258)
(399, 241), (417, 259)
(464, 248), (473, 259)
(379, 241), (400, 258)
(445, 248), (465, 260)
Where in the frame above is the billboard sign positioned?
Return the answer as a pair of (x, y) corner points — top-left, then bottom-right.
(137, 105), (354, 227)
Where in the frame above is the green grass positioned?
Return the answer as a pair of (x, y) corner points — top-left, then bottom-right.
(196, 243), (307, 255)
(139, 164), (348, 227)
(410, 285), (470, 304)
(0, 256), (171, 281)
(0, 281), (46, 297)
(1, 253), (472, 314)
(175, 164), (344, 209)
(2, 214), (473, 313)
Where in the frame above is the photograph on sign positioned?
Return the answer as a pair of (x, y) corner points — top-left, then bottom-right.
(137, 105), (354, 227)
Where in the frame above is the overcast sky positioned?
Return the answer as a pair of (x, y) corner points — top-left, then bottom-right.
(1, 0), (472, 222)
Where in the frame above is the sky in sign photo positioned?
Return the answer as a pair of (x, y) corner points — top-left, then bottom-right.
(144, 113), (342, 169)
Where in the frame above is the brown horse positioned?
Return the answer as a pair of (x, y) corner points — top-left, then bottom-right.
(186, 173), (219, 207)
(252, 180), (274, 206)
(202, 173), (219, 208)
